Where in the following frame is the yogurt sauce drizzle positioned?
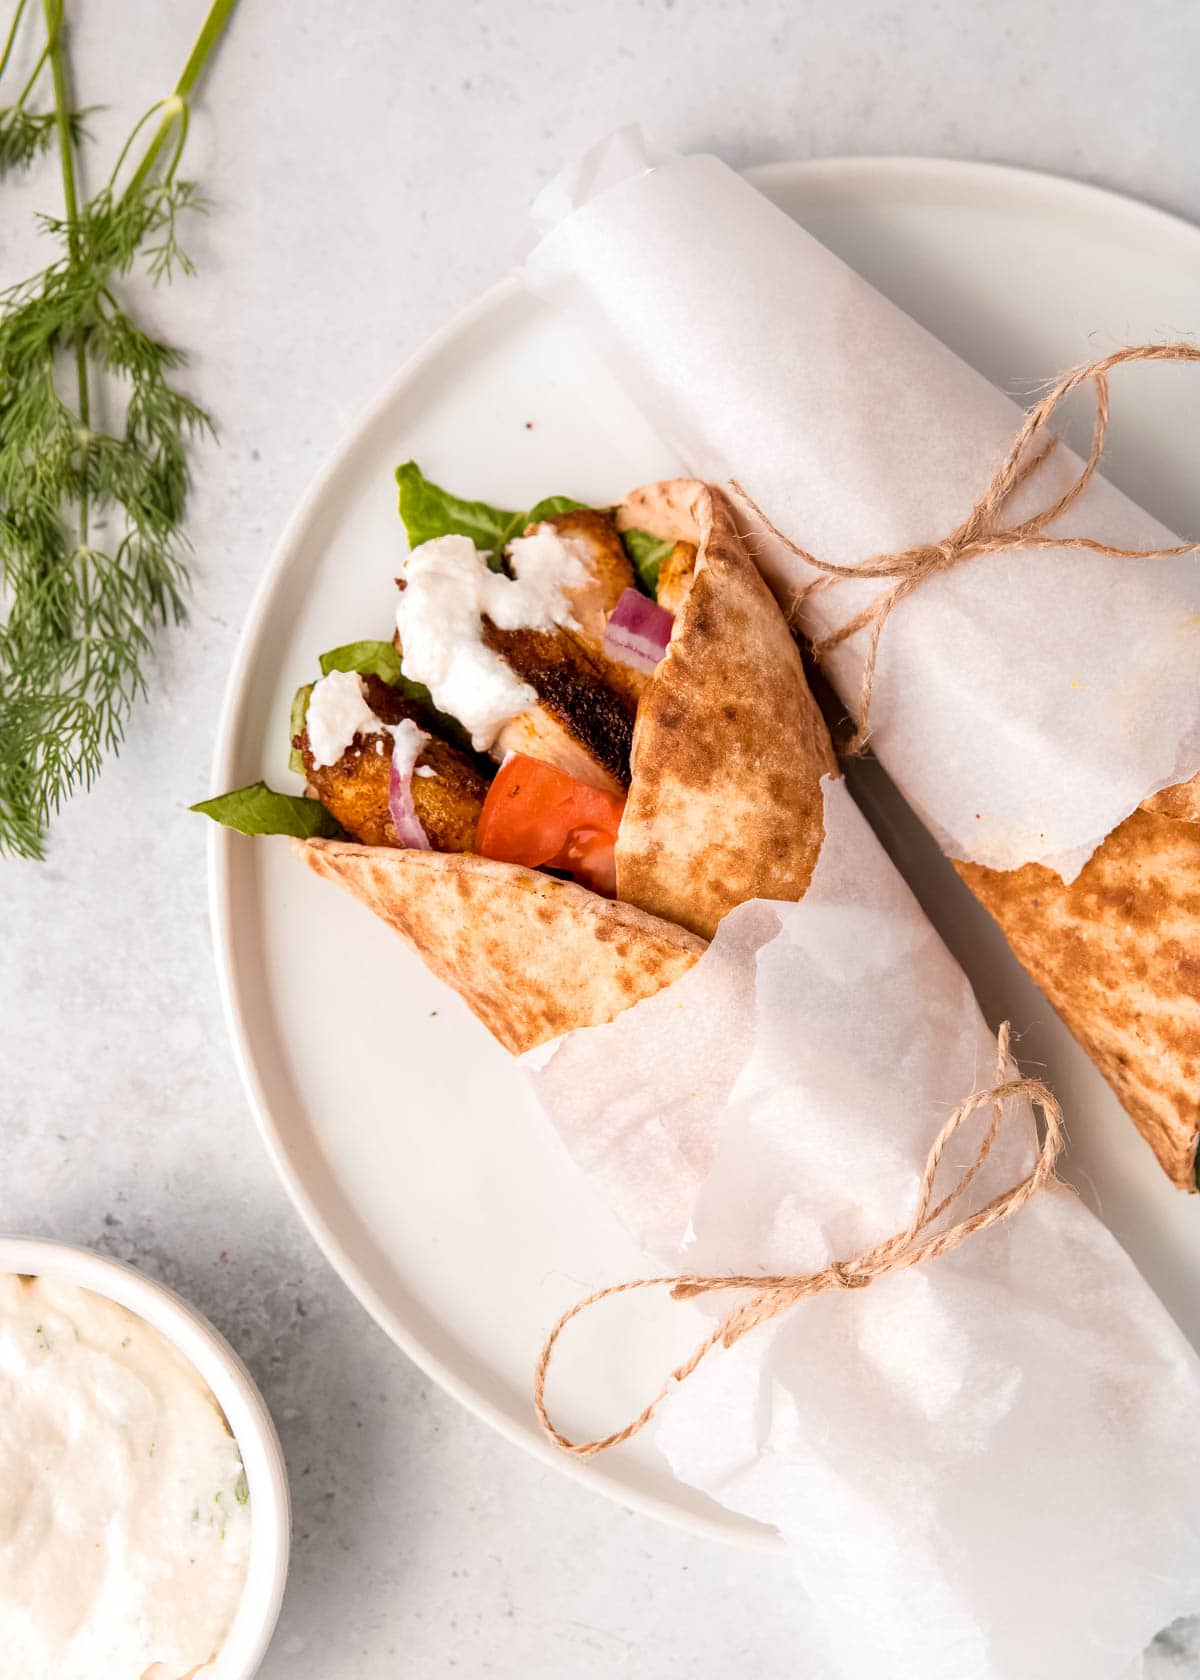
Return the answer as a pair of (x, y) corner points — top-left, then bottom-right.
(0, 1274), (252, 1680)
(304, 668), (388, 768)
(395, 527), (587, 750)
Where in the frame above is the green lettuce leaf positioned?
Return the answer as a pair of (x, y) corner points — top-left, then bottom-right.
(316, 638), (474, 754)
(621, 528), (675, 596)
(288, 683), (313, 773)
(527, 493), (587, 524)
(319, 640), (405, 687)
(190, 782), (344, 839)
(395, 461), (585, 562)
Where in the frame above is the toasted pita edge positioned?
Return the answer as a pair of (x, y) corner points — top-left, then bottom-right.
(292, 838), (706, 1055)
(957, 804), (1200, 1191)
(613, 479), (836, 939)
(1142, 768), (1200, 823)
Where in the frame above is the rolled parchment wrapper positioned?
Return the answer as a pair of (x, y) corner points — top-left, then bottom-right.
(527, 775), (1200, 1680)
(523, 128), (1200, 1185)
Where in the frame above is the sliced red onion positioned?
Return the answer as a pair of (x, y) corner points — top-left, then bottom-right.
(388, 719), (432, 850)
(602, 587), (674, 674)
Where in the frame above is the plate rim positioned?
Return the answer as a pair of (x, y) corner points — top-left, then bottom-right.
(745, 152), (1200, 250)
(206, 271), (783, 1549)
(207, 153), (1200, 1550)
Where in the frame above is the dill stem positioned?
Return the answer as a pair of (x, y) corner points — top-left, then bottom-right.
(0, 0), (30, 83)
(42, 0), (89, 547)
(122, 0), (238, 203)
(14, 36), (47, 107)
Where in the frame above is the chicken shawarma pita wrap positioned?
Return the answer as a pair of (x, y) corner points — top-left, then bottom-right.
(196, 472), (834, 1052)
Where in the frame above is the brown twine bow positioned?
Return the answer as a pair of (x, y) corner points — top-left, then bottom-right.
(732, 342), (1200, 754)
(534, 1023), (1064, 1457)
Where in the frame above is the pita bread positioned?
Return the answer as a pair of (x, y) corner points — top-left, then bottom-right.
(614, 481), (836, 939)
(957, 801), (1200, 1188)
(296, 842), (705, 1054)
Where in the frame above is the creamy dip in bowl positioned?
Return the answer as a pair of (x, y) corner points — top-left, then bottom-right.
(0, 1239), (289, 1680)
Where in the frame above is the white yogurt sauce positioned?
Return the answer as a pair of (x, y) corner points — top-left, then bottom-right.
(305, 668), (388, 767)
(0, 1274), (252, 1680)
(395, 528), (587, 750)
(390, 716), (430, 783)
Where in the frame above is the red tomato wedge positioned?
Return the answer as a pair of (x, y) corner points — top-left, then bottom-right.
(475, 755), (625, 897)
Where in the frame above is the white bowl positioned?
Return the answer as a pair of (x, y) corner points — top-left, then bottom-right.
(0, 1235), (290, 1679)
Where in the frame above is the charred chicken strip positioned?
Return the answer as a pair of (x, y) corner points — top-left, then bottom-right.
(485, 623), (633, 795)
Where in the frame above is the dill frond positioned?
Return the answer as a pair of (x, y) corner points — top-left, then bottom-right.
(0, 0), (88, 179)
(0, 103), (53, 170)
(0, 0), (239, 856)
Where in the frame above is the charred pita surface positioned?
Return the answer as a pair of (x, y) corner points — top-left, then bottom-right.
(958, 805), (1200, 1189)
(615, 481), (701, 546)
(614, 480), (835, 940)
(1142, 769), (1200, 822)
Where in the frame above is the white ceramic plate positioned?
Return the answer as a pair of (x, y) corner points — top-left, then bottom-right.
(209, 157), (1200, 1549)
(0, 1236), (290, 1678)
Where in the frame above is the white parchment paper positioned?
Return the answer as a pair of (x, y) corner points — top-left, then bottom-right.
(524, 130), (1200, 877)
(527, 779), (1200, 1680)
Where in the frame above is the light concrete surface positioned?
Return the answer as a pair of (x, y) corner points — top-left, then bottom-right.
(2, 1), (1198, 1675)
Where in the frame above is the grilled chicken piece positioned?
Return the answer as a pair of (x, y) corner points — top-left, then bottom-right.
(655, 540), (698, 615)
(391, 511), (636, 795)
(531, 508), (634, 650)
(484, 623), (634, 796)
(298, 675), (488, 852)
(614, 487), (702, 614)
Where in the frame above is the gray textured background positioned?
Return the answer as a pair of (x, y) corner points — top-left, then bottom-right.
(2, 1), (1198, 1674)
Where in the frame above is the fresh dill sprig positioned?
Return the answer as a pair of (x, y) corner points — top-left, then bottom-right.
(0, 0), (238, 857)
(0, 0), (87, 174)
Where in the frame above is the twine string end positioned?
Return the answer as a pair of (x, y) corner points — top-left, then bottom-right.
(534, 1025), (1063, 1457)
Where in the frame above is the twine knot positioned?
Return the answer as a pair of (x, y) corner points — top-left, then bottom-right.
(734, 341), (1200, 754)
(906, 541), (959, 581)
(534, 1023), (1065, 1458)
